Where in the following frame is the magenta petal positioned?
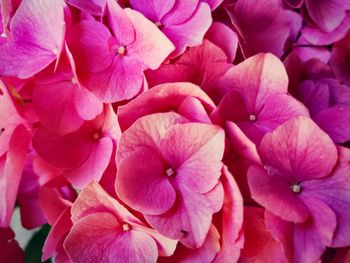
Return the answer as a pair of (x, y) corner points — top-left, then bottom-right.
(314, 106), (350, 143)
(162, 2), (212, 55)
(248, 165), (310, 223)
(116, 146), (176, 215)
(129, 0), (176, 22)
(294, 197), (336, 263)
(125, 8), (175, 70)
(305, 0), (349, 32)
(0, 42), (57, 79)
(162, 0), (200, 25)
(64, 213), (158, 263)
(0, 125), (31, 227)
(67, 0), (106, 15)
(177, 96), (212, 123)
(146, 182), (224, 248)
(259, 116), (337, 182)
(302, 147), (350, 247)
(160, 123), (225, 193)
(74, 87), (103, 121)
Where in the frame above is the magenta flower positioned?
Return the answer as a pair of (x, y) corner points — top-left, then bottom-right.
(298, 78), (350, 143)
(211, 53), (309, 144)
(67, 0), (174, 103)
(0, 0), (66, 78)
(64, 181), (177, 263)
(248, 116), (350, 262)
(116, 112), (225, 248)
(129, 0), (212, 56)
(32, 106), (120, 188)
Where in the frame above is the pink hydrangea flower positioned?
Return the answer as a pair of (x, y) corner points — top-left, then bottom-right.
(0, 0), (66, 78)
(129, 0), (212, 56)
(248, 116), (350, 262)
(211, 53), (309, 144)
(64, 181), (177, 263)
(116, 112), (225, 248)
(67, 0), (174, 103)
(33, 105), (121, 188)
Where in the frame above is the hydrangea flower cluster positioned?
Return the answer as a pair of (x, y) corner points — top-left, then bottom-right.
(1, 0), (350, 262)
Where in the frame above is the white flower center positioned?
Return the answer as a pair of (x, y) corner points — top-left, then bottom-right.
(249, 114), (256, 122)
(166, 168), (175, 177)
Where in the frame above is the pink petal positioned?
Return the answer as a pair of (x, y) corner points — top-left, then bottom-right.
(240, 207), (288, 263)
(117, 112), (189, 164)
(125, 8), (175, 70)
(0, 82), (27, 156)
(162, 0), (200, 25)
(116, 146), (176, 215)
(117, 82), (215, 131)
(146, 182), (224, 248)
(42, 207), (72, 261)
(177, 96), (212, 123)
(258, 116), (337, 182)
(248, 165), (310, 223)
(205, 22), (238, 62)
(0, 125), (31, 227)
(201, 0), (223, 10)
(213, 167), (244, 262)
(0, 227), (24, 263)
(64, 212), (158, 263)
(219, 53), (288, 112)
(160, 123), (225, 193)
(330, 32), (350, 86)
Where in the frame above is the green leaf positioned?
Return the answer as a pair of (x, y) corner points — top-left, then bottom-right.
(24, 224), (52, 263)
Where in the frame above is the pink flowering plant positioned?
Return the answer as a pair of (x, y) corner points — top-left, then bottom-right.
(1, 0), (350, 262)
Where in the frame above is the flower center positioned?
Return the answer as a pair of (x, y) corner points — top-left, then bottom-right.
(122, 223), (131, 231)
(116, 46), (126, 55)
(71, 77), (78, 84)
(291, 183), (301, 194)
(92, 131), (101, 140)
(166, 167), (176, 177)
(249, 114), (256, 122)
(52, 48), (58, 55)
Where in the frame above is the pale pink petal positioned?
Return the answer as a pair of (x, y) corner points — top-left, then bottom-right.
(177, 96), (212, 123)
(64, 212), (158, 263)
(201, 0), (223, 10)
(162, 0), (200, 25)
(205, 22), (238, 62)
(117, 112), (188, 164)
(125, 8), (175, 70)
(146, 182), (224, 248)
(117, 82), (215, 131)
(0, 125), (31, 227)
(219, 53), (288, 111)
(116, 146), (176, 215)
(160, 123), (225, 193)
(258, 116), (337, 182)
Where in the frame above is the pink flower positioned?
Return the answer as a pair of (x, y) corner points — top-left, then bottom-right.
(129, 0), (212, 56)
(248, 116), (350, 262)
(64, 181), (177, 263)
(145, 40), (234, 103)
(116, 112), (225, 248)
(118, 82), (216, 131)
(32, 105), (120, 188)
(211, 53), (309, 144)
(0, 0), (66, 78)
(67, 0), (174, 103)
